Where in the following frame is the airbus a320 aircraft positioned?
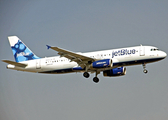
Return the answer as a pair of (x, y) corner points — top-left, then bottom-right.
(2, 36), (167, 83)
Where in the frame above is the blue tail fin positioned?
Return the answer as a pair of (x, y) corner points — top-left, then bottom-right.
(8, 36), (40, 62)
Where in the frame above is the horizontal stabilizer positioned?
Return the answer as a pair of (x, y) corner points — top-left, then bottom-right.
(2, 60), (27, 67)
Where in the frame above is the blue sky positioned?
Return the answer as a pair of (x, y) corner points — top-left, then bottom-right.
(0, 1), (168, 120)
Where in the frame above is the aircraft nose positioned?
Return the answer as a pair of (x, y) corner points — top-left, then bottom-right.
(162, 51), (167, 58)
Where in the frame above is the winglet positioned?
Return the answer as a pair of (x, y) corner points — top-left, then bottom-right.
(46, 45), (51, 49)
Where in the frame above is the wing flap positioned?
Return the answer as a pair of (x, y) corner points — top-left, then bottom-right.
(2, 60), (27, 68)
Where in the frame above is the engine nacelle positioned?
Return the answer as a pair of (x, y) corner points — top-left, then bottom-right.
(91, 59), (113, 68)
(103, 67), (126, 77)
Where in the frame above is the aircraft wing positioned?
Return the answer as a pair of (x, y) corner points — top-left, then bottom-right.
(46, 45), (96, 67)
(2, 60), (27, 68)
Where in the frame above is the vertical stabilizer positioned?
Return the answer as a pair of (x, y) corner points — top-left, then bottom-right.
(8, 36), (40, 62)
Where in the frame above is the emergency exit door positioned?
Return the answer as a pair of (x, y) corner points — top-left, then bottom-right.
(36, 60), (41, 69)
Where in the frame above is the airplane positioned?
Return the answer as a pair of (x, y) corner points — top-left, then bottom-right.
(2, 36), (167, 83)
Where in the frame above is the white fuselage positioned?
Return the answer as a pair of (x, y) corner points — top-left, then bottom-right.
(7, 46), (167, 74)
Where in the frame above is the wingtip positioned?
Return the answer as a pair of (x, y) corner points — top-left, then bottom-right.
(46, 45), (51, 49)
(2, 60), (5, 62)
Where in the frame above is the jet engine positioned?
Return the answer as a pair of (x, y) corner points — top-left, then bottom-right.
(91, 59), (113, 68)
(103, 67), (126, 77)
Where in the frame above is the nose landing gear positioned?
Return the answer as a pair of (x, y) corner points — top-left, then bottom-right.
(142, 63), (148, 74)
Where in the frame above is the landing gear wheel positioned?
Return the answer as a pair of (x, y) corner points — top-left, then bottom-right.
(143, 69), (148, 74)
(93, 77), (99, 83)
(83, 72), (90, 78)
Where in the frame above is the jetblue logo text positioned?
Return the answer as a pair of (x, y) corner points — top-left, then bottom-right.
(112, 49), (136, 58)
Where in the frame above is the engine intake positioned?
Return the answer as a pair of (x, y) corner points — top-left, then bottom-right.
(91, 59), (113, 68)
(103, 67), (126, 77)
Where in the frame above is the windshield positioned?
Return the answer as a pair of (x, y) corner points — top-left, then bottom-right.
(151, 48), (160, 51)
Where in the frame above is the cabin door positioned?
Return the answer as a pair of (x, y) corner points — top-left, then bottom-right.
(139, 45), (145, 56)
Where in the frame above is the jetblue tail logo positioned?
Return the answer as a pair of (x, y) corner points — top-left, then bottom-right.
(9, 36), (40, 62)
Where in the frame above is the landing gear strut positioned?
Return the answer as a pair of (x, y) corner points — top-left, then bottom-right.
(142, 63), (148, 74)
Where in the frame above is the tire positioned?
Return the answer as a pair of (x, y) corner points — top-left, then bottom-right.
(83, 72), (90, 78)
(143, 69), (148, 74)
(93, 77), (99, 83)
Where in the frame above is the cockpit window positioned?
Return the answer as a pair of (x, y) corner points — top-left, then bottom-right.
(151, 48), (160, 51)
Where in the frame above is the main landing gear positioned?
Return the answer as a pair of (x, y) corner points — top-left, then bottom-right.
(83, 71), (100, 83)
(93, 71), (100, 83)
(142, 63), (148, 74)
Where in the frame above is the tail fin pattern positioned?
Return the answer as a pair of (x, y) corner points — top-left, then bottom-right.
(8, 36), (40, 62)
